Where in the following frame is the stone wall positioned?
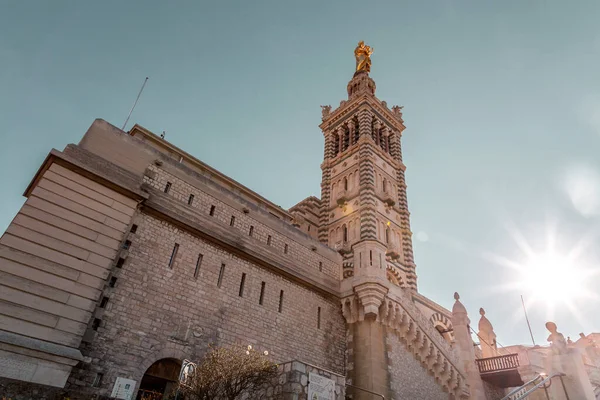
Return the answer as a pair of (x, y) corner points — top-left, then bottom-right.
(143, 163), (341, 280)
(68, 211), (346, 397)
(386, 332), (450, 400)
(261, 360), (346, 400)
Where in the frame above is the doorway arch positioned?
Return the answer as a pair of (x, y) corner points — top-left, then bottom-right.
(137, 358), (182, 400)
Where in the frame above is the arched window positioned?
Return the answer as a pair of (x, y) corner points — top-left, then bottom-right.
(343, 177), (348, 191)
(349, 220), (354, 241)
(385, 227), (390, 244)
(383, 179), (388, 193)
(343, 224), (348, 242)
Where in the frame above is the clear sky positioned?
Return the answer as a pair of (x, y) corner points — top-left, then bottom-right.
(2, 1), (600, 347)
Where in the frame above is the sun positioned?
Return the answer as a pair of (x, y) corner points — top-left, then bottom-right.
(482, 221), (599, 320)
(518, 250), (588, 307)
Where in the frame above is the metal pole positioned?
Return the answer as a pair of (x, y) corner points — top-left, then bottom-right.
(521, 295), (536, 346)
(559, 376), (570, 400)
(122, 77), (149, 131)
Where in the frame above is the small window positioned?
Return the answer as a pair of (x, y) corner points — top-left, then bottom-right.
(249, 225), (254, 236)
(317, 307), (321, 329)
(239, 273), (246, 297)
(278, 290), (284, 313)
(369, 250), (373, 266)
(168, 243), (179, 269)
(99, 296), (109, 308)
(230, 216), (236, 227)
(194, 253), (203, 279)
(109, 276), (117, 287)
(259, 282), (266, 305)
(308, 225), (311, 232)
(209, 205), (216, 216)
(122, 240), (132, 250)
(164, 182), (172, 193)
(188, 194), (194, 205)
(284, 244), (288, 254)
(217, 263), (225, 288)
(267, 235), (272, 246)
(115, 258), (125, 268)
(319, 261), (323, 272)
(92, 372), (103, 387)
(92, 318), (101, 331)
(130, 224), (138, 234)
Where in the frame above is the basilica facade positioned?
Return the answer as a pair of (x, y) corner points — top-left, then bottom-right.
(1, 43), (597, 400)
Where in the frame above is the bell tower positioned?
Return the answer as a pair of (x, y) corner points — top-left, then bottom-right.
(319, 41), (417, 291)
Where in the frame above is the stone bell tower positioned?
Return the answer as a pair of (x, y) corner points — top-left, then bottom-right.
(318, 41), (417, 291)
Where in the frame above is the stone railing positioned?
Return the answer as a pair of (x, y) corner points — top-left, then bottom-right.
(476, 354), (520, 374)
(342, 285), (469, 399)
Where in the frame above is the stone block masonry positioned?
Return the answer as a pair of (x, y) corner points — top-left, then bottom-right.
(69, 211), (346, 397)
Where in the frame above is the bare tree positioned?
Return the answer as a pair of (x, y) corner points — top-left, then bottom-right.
(178, 345), (277, 400)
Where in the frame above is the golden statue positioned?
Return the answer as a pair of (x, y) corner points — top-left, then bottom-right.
(354, 41), (373, 73)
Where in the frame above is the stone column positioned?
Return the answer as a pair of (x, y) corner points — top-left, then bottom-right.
(451, 293), (486, 400)
(343, 278), (390, 400)
(477, 308), (498, 359)
(544, 322), (596, 400)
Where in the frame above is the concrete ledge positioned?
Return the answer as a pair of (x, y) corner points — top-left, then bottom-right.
(0, 330), (82, 388)
(0, 330), (83, 362)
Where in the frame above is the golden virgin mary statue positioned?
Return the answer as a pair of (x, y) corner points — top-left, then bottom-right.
(354, 41), (373, 73)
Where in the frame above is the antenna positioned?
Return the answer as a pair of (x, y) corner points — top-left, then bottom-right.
(122, 77), (149, 131)
(521, 295), (536, 346)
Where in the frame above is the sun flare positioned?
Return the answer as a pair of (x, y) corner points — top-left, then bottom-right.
(518, 250), (587, 306)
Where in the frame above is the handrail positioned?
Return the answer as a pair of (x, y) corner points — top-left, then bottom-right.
(501, 374), (543, 400)
(514, 373), (567, 400)
(346, 383), (386, 399)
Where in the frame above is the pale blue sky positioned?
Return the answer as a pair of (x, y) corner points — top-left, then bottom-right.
(2, 1), (600, 347)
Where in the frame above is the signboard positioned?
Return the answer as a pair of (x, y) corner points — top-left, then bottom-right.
(308, 372), (335, 400)
(111, 377), (136, 400)
(179, 359), (197, 385)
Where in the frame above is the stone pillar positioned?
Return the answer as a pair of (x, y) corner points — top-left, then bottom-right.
(343, 277), (389, 400)
(544, 322), (596, 400)
(451, 293), (486, 400)
(477, 308), (498, 359)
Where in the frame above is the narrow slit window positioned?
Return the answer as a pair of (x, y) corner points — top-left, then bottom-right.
(239, 273), (246, 297)
(92, 318), (101, 331)
(92, 373), (103, 387)
(380, 253), (383, 268)
(249, 225), (254, 236)
(370, 250), (373, 266)
(317, 307), (321, 329)
(99, 296), (109, 308)
(319, 261), (323, 272)
(168, 243), (179, 269)
(115, 258), (125, 268)
(259, 281), (265, 305)
(188, 194), (194, 205)
(284, 244), (288, 254)
(194, 253), (203, 279)
(267, 235), (272, 246)
(209, 205), (216, 216)
(217, 263), (225, 288)
(130, 224), (138, 234)
(278, 290), (284, 312)
(109, 276), (117, 287)
(122, 240), (132, 250)
(230, 216), (236, 227)
(164, 182), (171, 193)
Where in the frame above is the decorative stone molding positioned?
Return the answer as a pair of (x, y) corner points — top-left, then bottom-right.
(341, 286), (470, 399)
(354, 282), (388, 318)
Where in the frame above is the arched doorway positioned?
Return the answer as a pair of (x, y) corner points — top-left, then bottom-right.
(137, 358), (182, 400)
